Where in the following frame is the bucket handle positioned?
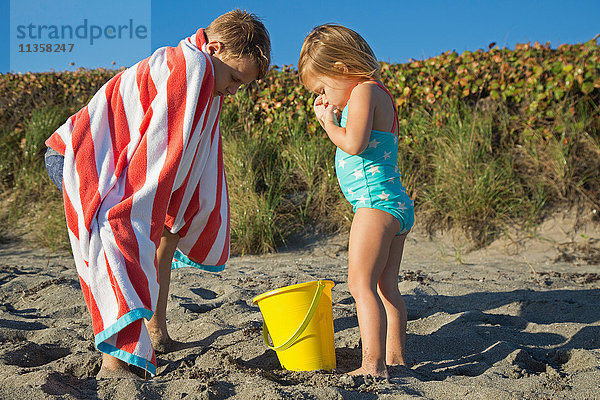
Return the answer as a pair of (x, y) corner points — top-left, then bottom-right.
(262, 280), (326, 352)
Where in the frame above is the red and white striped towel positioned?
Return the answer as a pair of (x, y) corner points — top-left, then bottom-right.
(45, 28), (229, 375)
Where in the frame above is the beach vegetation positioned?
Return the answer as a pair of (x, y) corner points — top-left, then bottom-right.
(1, 37), (598, 253)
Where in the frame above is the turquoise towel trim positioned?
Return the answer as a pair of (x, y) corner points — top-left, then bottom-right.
(171, 249), (225, 272)
(94, 308), (153, 346)
(94, 308), (156, 375)
(97, 341), (157, 376)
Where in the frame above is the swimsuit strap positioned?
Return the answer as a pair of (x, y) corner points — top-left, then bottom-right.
(364, 81), (399, 135)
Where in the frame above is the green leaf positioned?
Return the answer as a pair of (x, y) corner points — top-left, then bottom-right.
(581, 81), (594, 94)
(553, 88), (565, 100)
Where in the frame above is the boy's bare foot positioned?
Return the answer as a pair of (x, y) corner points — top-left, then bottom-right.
(96, 367), (141, 380)
(152, 336), (187, 354)
(97, 355), (140, 380)
(348, 366), (389, 379)
(147, 328), (187, 354)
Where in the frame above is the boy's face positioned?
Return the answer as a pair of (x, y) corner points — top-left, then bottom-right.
(207, 41), (258, 97)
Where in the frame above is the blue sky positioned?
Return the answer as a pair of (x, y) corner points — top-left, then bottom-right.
(1, 0), (599, 73)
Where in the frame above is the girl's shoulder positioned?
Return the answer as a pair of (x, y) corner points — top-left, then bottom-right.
(349, 80), (396, 133)
(351, 81), (393, 105)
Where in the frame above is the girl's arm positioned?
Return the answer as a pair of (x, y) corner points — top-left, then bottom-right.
(317, 84), (376, 155)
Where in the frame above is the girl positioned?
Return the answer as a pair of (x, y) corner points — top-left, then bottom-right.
(298, 24), (415, 378)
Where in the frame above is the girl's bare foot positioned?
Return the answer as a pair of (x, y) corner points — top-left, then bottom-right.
(348, 366), (389, 379)
(386, 350), (406, 367)
(386, 359), (407, 367)
(387, 363), (411, 377)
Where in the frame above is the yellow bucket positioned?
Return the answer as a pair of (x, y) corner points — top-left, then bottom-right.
(252, 280), (336, 371)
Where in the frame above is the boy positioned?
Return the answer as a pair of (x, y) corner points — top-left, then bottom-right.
(44, 9), (271, 378)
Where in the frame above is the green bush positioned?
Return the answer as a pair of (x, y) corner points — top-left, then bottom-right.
(1, 39), (598, 252)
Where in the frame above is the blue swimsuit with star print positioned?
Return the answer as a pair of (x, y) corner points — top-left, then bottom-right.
(335, 82), (415, 235)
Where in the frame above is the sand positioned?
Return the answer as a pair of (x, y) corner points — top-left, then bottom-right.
(0, 210), (599, 399)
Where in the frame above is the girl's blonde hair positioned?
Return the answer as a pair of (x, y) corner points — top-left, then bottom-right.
(298, 24), (380, 84)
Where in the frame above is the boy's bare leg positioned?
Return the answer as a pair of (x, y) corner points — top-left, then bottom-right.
(377, 233), (408, 366)
(97, 228), (180, 378)
(146, 228), (181, 352)
(346, 208), (400, 378)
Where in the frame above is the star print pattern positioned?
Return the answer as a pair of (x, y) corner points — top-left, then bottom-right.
(367, 165), (381, 176)
(334, 100), (414, 228)
(368, 139), (380, 149)
(377, 191), (390, 201)
(352, 169), (364, 179)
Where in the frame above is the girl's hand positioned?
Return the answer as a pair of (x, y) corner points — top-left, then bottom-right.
(322, 104), (339, 126)
(313, 94), (327, 122)
(314, 95), (338, 128)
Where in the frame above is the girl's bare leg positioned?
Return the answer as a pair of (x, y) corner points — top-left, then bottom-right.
(377, 233), (408, 366)
(347, 208), (400, 378)
(146, 228), (180, 352)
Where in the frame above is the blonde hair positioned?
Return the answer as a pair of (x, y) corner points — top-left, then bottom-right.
(298, 24), (380, 84)
(206, 9), (271, 78)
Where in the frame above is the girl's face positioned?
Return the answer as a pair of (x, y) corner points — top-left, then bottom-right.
(304, 73), (360, 109)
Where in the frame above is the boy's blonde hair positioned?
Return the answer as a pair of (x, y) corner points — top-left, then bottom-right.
(206, 9), (271, 78)
(298, 24), (380, 84)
